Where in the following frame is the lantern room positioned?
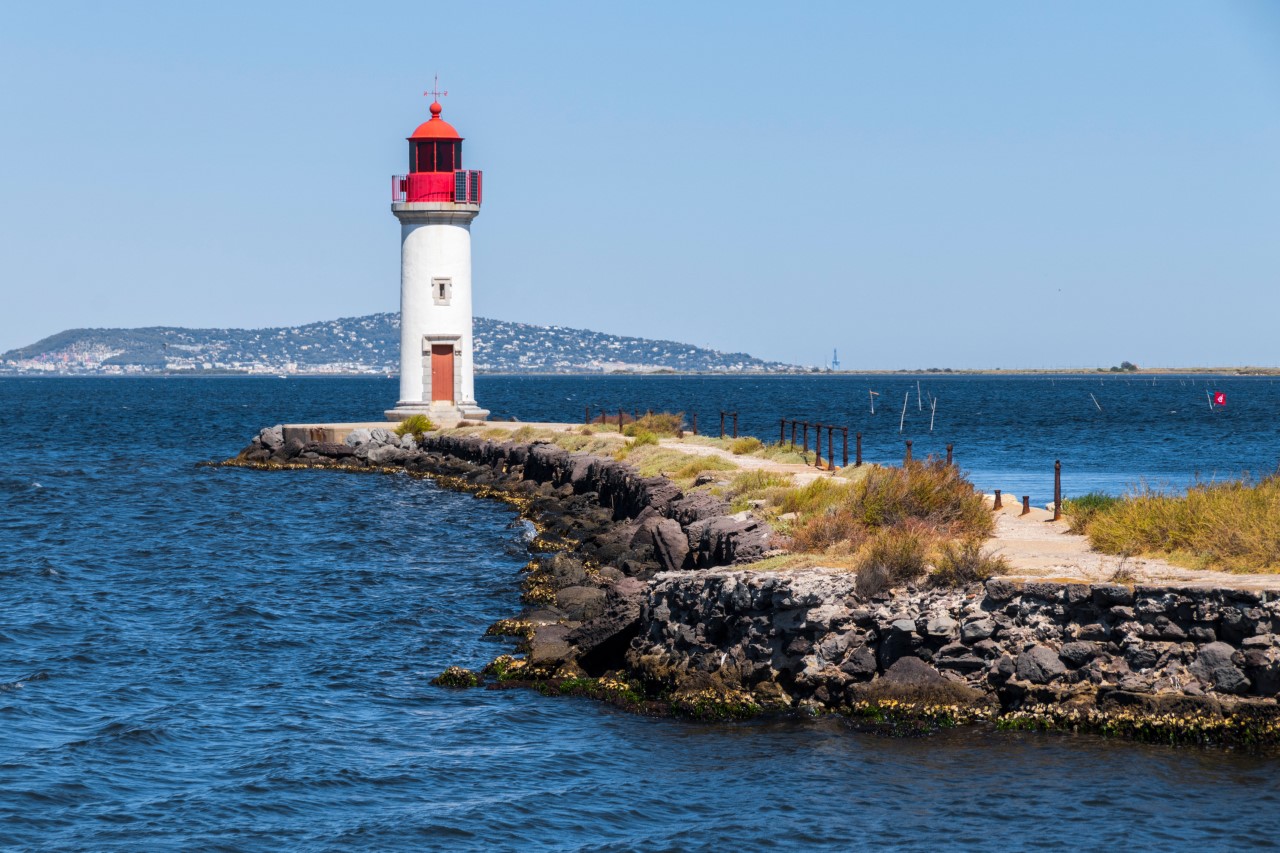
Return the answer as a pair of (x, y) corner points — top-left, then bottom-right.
(392, 101), (482, 205)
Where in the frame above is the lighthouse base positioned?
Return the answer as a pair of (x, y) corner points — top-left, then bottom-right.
(385, 400), (490, 427)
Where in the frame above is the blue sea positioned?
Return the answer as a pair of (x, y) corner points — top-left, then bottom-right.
(2, 375), (1279, 851)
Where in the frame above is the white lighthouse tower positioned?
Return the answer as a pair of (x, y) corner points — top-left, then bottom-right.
(386, 89), (489, 424)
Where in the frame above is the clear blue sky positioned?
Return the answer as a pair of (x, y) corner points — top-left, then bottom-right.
(2, 2), (1278, 368)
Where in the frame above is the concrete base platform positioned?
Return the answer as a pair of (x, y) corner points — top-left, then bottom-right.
(282, 422), (392, 445)
(384, 401), (489, 427)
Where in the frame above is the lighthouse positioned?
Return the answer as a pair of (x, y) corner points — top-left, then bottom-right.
(385, 91), (489, 424)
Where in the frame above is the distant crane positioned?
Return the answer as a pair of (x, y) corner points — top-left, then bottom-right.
(830, 348), (841, 372)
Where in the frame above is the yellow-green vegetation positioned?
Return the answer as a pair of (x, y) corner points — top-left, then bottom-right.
(853, 522), (934, 596)
(1073, 478), (1280, 572)
(484, 618), (535, 640)
(615, 444), (739, 487)
(394, 414), (435, 441)
(726, 469), (794, 513)
(431, 666), (479, 688)
(729, 436), (763, 455)
(997, 702), (1280, 748)
(1062, 492), (1123, 534)
(627, 429), (659, 448)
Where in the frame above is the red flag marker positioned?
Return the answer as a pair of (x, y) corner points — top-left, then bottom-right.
(1214, 392), (1227, 407)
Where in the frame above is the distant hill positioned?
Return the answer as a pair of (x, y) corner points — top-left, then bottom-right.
(1, 313), (800, 375)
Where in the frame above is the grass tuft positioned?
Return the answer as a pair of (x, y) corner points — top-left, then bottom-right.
(930, 538), (1009, 587)
(394, 414), (435, 441)
(729, 436), (764, 455)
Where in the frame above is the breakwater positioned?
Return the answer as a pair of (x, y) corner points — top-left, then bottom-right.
(233, 424), (1280, 747)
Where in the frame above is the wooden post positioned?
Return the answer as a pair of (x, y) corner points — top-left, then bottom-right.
(856, 432), (862, 466)
(1021, 495), (1031, 516)
(1054, 460), (1062, 521)
(994, 489), (1003, 510)
(719, 411), (725, 438)
(815, 423), (823, 468)
(780, 418), (786, 446)
(827, 425), (835, 470)
(802, 422), (809, 454)
(904, 440), (913, 464)
(732, 412), (739, 438)
(790, 420), (797, 450)
(692, 413), (698, 435)
(618, 408), (624, 433)
(946, 443), (953, 466)
(584, 404), (590, 425)
(842, 427), (848, 468)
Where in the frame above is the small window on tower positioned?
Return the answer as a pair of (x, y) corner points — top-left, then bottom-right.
(432, 277), (452, 306)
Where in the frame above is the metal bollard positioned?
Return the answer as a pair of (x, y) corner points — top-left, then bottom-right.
(618, 408), (624, 433)
(732, 412), (739, 438)
(790, 420), (797, 450)
(856, 432), (862, 466)
(780, 418), (786, 446)
(584, 405), (590, 425)
(802, 422), (809, 454)
(815, 423), (823, 468)
(1054, 460), (1062, 521)
(904, 440), (913, 464)
(720, 411), (725, 438)
(994, 489), (1003, 510)
(827, 425), (835, 469)
(946, 443), (953, 466)
(1021, 495), (1031, 516)
(692, 412), (698, 435)
(842, 427), (849, 468)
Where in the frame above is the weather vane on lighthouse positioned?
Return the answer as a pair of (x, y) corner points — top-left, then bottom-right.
(424, 74), (448, 104)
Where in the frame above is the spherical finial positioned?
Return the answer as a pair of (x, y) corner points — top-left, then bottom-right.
(430, 101), (442, 117)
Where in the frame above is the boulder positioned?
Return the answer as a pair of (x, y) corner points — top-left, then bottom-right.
(961, 618), (996, 643)
(344, 428), (372, 447)
(1016, 645), (1067, 684)
(652, 518), (691, 572)
(882, 656), (947, 687)
(367, 444), (406, 465)
(568, 577), (647, 675)
(557, 586), (608, 622)
(1190, 642), (1250, 695)
(259, 424), (284, 450)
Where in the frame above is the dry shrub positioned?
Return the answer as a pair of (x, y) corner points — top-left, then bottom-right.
(852, 459), (991, 538)
(624, 412), (684, 437)
(1084, 477), (1280, 572)
(790, 508), (867, 554)
(730, 436), (764, 455)
(930, 538), (1009, 587)
(854, 522), (935, 596)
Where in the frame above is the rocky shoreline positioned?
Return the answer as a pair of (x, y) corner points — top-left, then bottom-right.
(226, 425), (1280, 748)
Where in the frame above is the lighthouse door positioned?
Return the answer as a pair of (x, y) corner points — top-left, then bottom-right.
(430, 344), (455, 402)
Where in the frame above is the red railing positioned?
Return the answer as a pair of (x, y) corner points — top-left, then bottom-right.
(391, 170), (483, 204)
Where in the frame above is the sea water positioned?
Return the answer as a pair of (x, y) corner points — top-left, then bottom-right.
(1, 376), (1278, 851)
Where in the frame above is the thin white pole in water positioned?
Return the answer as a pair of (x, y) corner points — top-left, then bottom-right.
(899, 391), (909, 433)
(917, 380), (922, 411)
(1206, 389), (1214, 410)
(869, 389), (878, 415)
(1090, 393), (1103, 412)
(930, 397), (937, 432)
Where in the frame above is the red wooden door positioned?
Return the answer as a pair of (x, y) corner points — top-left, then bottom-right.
(431, 344), (454, 402)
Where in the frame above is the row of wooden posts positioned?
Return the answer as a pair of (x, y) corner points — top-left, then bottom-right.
(581, 408), (1064, 520)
